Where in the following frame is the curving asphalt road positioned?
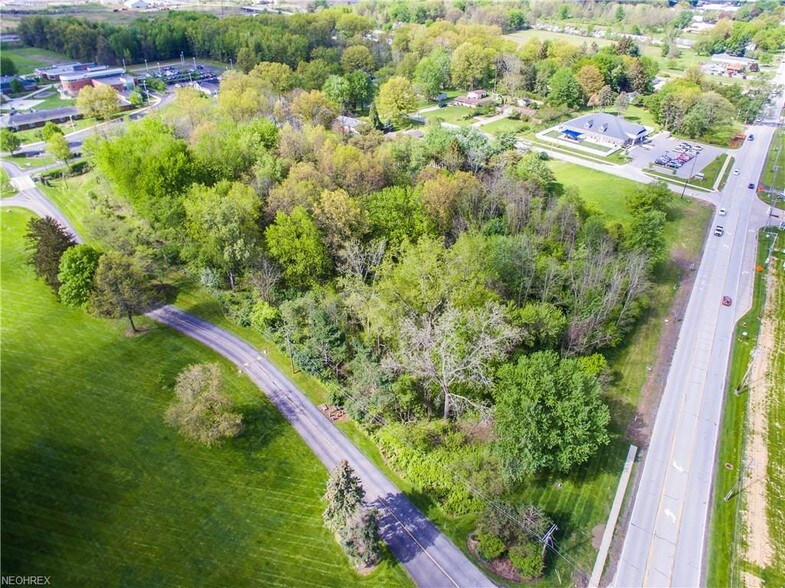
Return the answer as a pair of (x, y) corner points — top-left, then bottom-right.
(149, 306), (494, 588)
(0, 156), (494, 588)
(612, 60), (785, 587)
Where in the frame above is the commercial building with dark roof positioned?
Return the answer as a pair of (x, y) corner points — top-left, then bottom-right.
(558, 112), (649, 147)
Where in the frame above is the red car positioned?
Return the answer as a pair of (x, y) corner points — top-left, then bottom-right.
(722, 296), (732, 307)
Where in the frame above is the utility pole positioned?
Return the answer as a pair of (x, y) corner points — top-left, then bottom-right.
(541, 524), (558, 558)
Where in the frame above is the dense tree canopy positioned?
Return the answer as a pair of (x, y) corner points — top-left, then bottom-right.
(494, 350), (611, 479)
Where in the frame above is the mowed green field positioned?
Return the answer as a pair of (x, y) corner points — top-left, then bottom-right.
(0, 207), (409, 587)
(0, 46), (74, 75)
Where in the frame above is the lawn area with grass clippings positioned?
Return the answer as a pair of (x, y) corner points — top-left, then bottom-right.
(0, 207), (411, 588)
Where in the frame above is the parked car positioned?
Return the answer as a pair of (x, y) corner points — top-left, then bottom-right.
(722, 296), (732, 307)
(748, 134), (755, 141)
(714, 226), (724, 237)
(748, 183), (755, 189)
(733, 169), (740, 175)
(718, 208), (727, 216)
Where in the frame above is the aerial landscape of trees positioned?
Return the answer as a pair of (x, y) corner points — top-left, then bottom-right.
(8, 0), (785, 582)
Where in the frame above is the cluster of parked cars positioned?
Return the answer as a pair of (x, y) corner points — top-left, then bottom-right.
(655, 143), (703, 170)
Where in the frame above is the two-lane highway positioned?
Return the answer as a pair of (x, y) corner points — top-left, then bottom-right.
(614, 60), (785, 587)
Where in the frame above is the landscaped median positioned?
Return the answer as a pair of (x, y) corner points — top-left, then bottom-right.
(707, 227), (785, 588)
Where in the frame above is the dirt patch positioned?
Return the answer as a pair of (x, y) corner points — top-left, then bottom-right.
(741, 570), (764, 588)
(124, 326), (151, 337)
(592, 524), (605, 550)
(319, 404), (348, 423)
(742, 265), (780, 575)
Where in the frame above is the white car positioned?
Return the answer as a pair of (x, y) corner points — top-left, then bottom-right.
(718, 208), (727, 216)
(733, 169), (740, 175)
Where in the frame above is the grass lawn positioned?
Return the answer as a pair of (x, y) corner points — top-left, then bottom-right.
(39, 172), (98, 242)
(1, 168), (16, 198)
(0, 207), (410, 587)
(550, 161), (632, 221)
(767, 248), (785, 581)
(719, 156), (735, 191)
(13, 117), (96, 146)
(707, 228), (785, 588)
(479, 117), (528, 136)
(415, 89), (463, 110)
(613, 105), (658, 130)
(0, 46), (73, 75)
(33, 91), (77, 110)
(6, 152), (57, 168)
(419, 105), (477, 127)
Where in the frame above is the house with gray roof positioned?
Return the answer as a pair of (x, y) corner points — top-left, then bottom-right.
(559, 112), (648, 147)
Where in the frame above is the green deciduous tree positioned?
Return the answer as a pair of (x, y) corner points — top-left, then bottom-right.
(291, 90), (338, 127)
(90, 251), (157, 332)
(90, 117), (200, 229)
(1, 56), (17, 76)
(493, 350), (611, 479)
(0, 128), (21, 155)
(25, 216), (77, 293)
(184, 181), (262, 290)
(451, 42), (493, 90)
(166, 363), (243, 446)
(414, 47), (451, 99)
(265, 206), (330, 287)
(341, 44), (375, 73)
(41, 121), (64, 142)
(76, 84), (119, 121)
(547, 67), (584, 109)
(46, 132), (72, 184)
(376, 76), (416, 125)
(57, 244), (102, 307)
(363, 185), (431, 246)
(250, 61), (295, 94)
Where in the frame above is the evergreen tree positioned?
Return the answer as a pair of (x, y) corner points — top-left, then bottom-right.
(25, 216), (77, 294)
(323, 459), (365, 531)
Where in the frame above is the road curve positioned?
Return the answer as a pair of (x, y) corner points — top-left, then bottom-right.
(0, 161), (494, 588)
(149, 306), (494, 588)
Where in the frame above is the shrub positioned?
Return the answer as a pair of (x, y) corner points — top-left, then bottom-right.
(509, 541), (544, 579)
(476, 532), (506, 560)
(374, 421), (483, 516)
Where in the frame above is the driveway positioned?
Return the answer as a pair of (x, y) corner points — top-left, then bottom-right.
(627, 132), (727, 180)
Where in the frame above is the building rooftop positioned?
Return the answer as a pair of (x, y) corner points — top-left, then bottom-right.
(711, 52), (757, 64)
(563, 112), (647, 142)
(60, 68), (126, 82)
(1, 106), (79, 128)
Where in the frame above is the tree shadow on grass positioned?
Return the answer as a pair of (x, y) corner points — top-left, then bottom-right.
(1, 437), (119, 578)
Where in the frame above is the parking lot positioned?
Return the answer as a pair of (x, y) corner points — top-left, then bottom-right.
(627, 132), (727, 179)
